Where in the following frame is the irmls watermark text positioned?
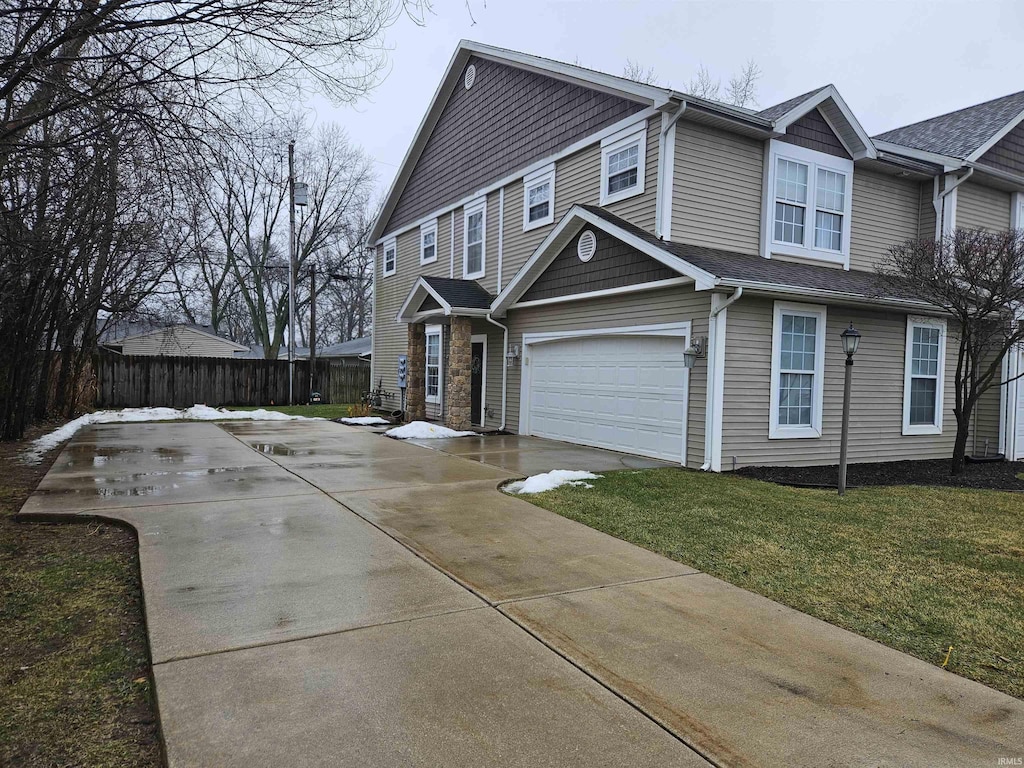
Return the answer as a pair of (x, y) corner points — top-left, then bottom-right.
(997, 758), (1023, 766)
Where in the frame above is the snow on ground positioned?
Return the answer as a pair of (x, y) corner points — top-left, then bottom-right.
(503, 470), (604, 495)
(384, 421), (475, 439)
(21, 405), (314, 463)
(339, 416), (391, 426)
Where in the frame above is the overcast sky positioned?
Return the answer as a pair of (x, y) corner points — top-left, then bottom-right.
(307, 0), (1024, 198)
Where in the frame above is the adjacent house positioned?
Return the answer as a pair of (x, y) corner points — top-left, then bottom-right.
(99, 320), (249, 358)
(369, 40), (1024, 469)
(319, 336), (372, 361)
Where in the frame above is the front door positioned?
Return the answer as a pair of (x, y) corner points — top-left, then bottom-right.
(471, 339), (485, 426)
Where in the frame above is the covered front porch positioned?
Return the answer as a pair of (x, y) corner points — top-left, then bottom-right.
(398, 276), (501, 431)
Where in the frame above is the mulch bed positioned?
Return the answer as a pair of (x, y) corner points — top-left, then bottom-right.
(736, 457), (1024, 491)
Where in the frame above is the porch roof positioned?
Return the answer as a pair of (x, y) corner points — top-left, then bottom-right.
(396, 276), (494, 323)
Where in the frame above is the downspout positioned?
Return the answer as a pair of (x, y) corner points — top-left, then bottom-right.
(485, 313), (509, 431)
(932, 167), (973, 236)
(655, 101), (687, 239)
(701, 286), (743, 472)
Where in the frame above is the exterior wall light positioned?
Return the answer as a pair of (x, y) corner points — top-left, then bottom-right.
(505, 344), (521, 367)
(682, 337), (707, 369)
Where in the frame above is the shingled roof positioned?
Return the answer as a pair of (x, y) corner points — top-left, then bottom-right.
(577, 206), (917, 302)
(758, 86), (831, 121)
(874, 90), (1024, 159)
(422, 276), (493, 309)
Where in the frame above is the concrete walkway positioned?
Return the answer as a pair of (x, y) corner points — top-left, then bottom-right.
(19, 421), (1024, 767)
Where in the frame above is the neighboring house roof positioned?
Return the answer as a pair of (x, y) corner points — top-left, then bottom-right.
(97, 320), (249, 355)
(97, 319), (246, 348)
(874, 90), (1024, 161)
(492, 206), (922, 316)
(235, 345), (310, 360)
(320, 337), (371, 358)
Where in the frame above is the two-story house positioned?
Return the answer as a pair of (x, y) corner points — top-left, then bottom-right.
(368, 40), (1024, 470)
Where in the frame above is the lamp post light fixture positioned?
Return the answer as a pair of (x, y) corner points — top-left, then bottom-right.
(838, 322), (862, 496)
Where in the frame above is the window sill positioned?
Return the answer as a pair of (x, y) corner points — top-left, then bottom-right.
(902, 424), (942, 436)
(523, 217), (553, 232)
(600, 185), (643, 207)
(767, 242), (847, 267)
(464, 269), (485, 280)
(768, 425), (822, 440)
(382, 270), (396, 278)
(420, 256), (437, 266)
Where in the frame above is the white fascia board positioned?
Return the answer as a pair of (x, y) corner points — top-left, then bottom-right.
(871, 140), (964, 172)
(490, 205), (718, 316)
(395, 277), (452, 323)
(772, 86), (877, 160)
(720, 279), (937, 312)
(966, 106), (1024, 163)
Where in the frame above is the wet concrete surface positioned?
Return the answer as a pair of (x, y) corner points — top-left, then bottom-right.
(332, 480), (695, 603)
(155, 609), (704, 768)
(502, 574), (1024, 768)
(20, 421), (1024, 767)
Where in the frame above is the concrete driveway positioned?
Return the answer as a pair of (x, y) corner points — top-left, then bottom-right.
(19, 421), (1024, 768)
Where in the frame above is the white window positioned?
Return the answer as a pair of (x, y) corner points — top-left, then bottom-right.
(765, 141), (853, 267)
(600, 122), (647, 205)
(420, 220), (437, 265)
(382, 238), (396, 277)
(425, 324), (442, 404)
(769, 301), (826, 439)
(463, 198), (486, 279)
(902, 316), (946, 435)
(523, 164), (555, 230)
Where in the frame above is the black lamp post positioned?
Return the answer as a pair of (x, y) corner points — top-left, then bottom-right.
(838, 322), (862, 496)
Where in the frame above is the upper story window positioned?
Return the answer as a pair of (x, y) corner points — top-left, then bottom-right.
(765, 140), (853, 267)
(523, 164), (555, 231)
(420, 220), (437, 265)
(464, 198), (486, 279)
(769, 301), (826, 440)
(382, 237), (397, 277)
(903, 316), (946, 435)
(600, 121), (647, 206)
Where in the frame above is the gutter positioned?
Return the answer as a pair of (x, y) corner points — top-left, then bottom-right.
(655, 101), (687, 239)
(485, 314), (510, 431)
(701, 287), (743, 472)
(932, 167), (973, 230)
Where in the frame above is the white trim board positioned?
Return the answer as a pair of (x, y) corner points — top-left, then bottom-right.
(510, 277), (693, 311)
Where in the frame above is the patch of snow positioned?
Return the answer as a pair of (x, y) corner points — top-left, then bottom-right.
(503, 469), (604, 495)
(384, 421), (475, 439)
(21, 405), (314, 463)
(339, 416), (391, 426)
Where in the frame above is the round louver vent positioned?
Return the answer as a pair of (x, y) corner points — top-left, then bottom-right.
(577, 230), (597, 262)
(464, 64), (477, 90)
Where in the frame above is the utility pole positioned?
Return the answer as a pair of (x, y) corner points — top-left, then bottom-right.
(287, 140), (296, 405)
(308, 266), (316, 399)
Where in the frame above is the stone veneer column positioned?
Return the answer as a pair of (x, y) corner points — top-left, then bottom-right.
(406, 322), (426, 422)
(445, 316), (473, 430)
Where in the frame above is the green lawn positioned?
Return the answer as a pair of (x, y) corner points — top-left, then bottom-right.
(523, 468), (1024, 700)
(0, 440), (160, 766)
(228, 403), (359, 419)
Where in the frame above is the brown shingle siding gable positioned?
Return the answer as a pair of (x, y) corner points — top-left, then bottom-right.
(382, 56), (646, 235)
(978, 120), (1024, 176)
(777, 108), (851, 159)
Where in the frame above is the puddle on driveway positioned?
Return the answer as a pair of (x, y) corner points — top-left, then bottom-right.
(251, 443), (314, 457)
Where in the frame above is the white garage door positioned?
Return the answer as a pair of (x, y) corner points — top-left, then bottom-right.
(525, 333), (687, 462)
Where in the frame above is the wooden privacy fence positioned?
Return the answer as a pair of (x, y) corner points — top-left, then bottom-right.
(95, 351), (370, 408)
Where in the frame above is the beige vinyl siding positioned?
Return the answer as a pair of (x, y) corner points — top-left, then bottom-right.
(968, 352), (1003, 457)
(848, 170), (921, 271)
(721, 296), (962, 468)
(505, 285), (710, 467)
(671, 121), (763, 254)
(918, 181), (936, 240)
(957, 182), (1011, 231)
(499, 117), (659, 292)
(119, 328), (244, 357)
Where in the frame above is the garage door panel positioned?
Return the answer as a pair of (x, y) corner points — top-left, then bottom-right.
(527, 334), (686, 462)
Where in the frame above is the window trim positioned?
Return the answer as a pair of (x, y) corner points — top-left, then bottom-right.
(382, 237), (397, 277)
(763, 140), (853, 268)
(902, 315), (946, 436)
(522, 164), (556, 231)
(425, 324), (442, 405)
(419, 219), (438, 265)
(463, 198), (486, 280)
(599, 121), (647, 206)
(769, 301), (827, 440)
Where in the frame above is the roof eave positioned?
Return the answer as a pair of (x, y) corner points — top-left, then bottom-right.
(871, 140), (965, 172)
(720, 278), (936, 312)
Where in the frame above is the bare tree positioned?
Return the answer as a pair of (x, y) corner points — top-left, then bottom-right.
(878, 229), (1024, 474)
(623, 59), (659, 86)
(687, 65), (721, 101)
(726, 59), (762, 109)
